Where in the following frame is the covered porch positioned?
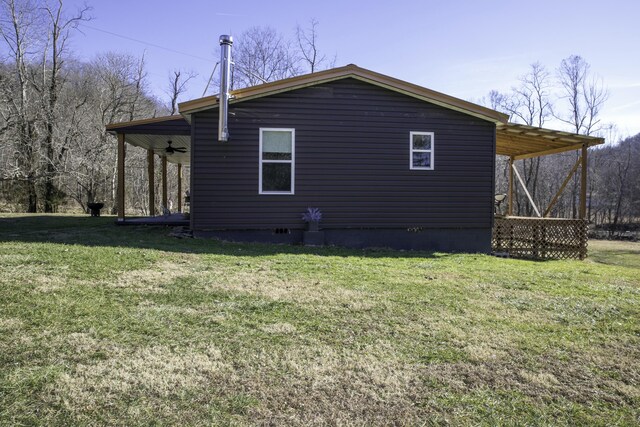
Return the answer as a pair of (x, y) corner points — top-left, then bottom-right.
(106, 115), (191, 226)
(493, 123), (604, 260)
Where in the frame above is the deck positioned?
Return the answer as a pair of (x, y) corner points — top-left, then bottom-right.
(116, 213), (190, 227)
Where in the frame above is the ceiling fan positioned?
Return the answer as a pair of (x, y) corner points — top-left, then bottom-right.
(165, 140), (187, 154)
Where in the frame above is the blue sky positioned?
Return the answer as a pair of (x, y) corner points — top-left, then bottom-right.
(66, 0), (640, 137)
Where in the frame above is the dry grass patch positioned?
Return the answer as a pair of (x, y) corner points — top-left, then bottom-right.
(52, 345), (227, 420)
(221, 343), (425, 425)
(104, 258), (198, 293)
(260, 322), (297, 334)
(0, 317), (24, 330)
(63, 332), (121, 359)
(200, 265), (376, 307)
(464, 343), (509, 362)
(33, 275), (69, 293)
(424, 349), (640, 409)
(137, 299), (202, 316)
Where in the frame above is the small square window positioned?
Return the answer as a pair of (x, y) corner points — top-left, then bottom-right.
(410, 131), (434, 170)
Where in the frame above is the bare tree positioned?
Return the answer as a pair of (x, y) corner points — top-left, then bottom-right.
(126, 51), (148, 121)
(556, 55), (608, 135)
(166, 69), (196, 115)
(0, 0), (42, 211)
(513, 62), (552, 127)
(38, 0), (91, 212)
(0, 0), (90, 212)
(56, 52), (157, 213)
(233, 26), (300, 88)
(556, 55), (609, 217)
(295, 18), (334, 73)
(514, 63), (552, 216)
(202, 23), (335, 96)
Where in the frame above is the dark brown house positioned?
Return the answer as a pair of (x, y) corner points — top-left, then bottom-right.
(182, 65), (509, 251)
(107, 62), (603, 257)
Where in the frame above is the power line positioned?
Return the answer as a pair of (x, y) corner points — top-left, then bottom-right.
(79, 24), (272, 98)
(79, 23), (213, 63)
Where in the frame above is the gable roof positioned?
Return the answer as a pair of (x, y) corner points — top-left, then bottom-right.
(178, 64), (509, 124)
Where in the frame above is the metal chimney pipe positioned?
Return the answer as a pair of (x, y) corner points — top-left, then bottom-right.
(218, 34), (233, 142)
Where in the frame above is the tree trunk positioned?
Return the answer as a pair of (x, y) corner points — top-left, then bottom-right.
(26, 176), (37, 212)
(43, 122), (56, 212)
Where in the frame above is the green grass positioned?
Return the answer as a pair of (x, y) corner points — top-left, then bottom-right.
(1, 214), (638, 426)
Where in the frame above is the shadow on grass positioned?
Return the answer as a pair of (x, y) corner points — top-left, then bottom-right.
(0, 215), (450, 260)
(588, 251), (640, 269)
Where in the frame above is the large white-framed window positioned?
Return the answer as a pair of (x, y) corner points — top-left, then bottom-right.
(259, 128), (295, 194)
(410, 131), (434, 170)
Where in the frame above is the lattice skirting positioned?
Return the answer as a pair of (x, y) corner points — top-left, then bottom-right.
(492, 217), (588, 260)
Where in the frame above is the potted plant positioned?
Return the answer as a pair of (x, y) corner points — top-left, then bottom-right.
(301, 207), (322, 232)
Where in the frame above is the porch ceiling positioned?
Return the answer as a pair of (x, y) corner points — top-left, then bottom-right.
(124, 134), (190, 165)
(106, 115), (191, 165)
(496, 123), (604, 159)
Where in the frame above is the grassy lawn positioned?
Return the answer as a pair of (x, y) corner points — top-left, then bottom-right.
(0, 214), (638, 426)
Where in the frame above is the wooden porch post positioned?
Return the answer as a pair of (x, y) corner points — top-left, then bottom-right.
(147, 149), (155, 216)
(117, 133), (126, 221)
(507, 156), (514, 216)
(162, 156), (168, 209)
(579, 144), (587, 219)
(177, 163), (182, 212)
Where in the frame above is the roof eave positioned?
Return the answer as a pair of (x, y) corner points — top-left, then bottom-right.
(105, 115), (185, 133)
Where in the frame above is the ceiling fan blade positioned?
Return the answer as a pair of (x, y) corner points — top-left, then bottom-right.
(175, 147), (187, 153)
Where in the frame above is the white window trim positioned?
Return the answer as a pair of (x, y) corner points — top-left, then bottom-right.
(409, 131), (435, 170)
(259, 128), (295, 195)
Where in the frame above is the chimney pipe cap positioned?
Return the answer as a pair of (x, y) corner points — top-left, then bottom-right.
(219, 34), (233, 45)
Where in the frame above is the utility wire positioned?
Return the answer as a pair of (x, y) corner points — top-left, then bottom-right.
(79, 23), (213, 63)
(80, 24), (270, 97)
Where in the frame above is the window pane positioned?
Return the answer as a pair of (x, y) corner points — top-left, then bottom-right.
(262, 163), (292, 192)
(412, 133), (432, 150)
(263, 130), (292, 160)
(412, 151), (431, 168)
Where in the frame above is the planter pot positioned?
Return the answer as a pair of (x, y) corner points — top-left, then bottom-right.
(303, 231), (325, 246)
(307, 221), (320, 232)
(87, 202), (104, 217)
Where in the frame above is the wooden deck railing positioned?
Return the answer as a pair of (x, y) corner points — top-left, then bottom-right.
(492, 217), (588, 260)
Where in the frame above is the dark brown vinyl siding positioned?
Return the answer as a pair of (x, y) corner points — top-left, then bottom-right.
(191, 78), (495, 230)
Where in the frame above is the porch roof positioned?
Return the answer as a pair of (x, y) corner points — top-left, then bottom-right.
(106, 115), (191, 165)
(496, 123), (605, 159)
